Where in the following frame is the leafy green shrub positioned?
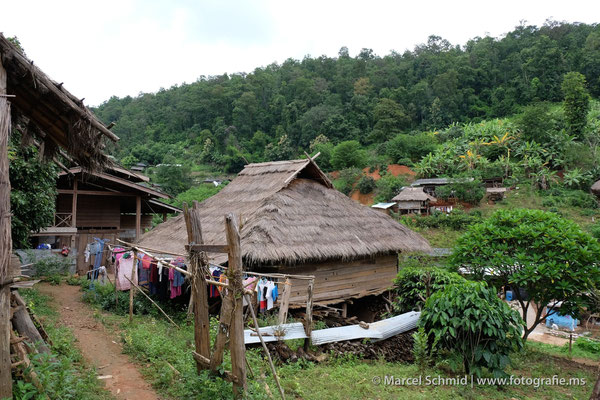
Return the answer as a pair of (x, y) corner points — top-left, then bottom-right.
(330, 140), (367, 170)
(356, 176), (376, 194)
(420, 281), (524, 377)
(573, 337), (600, 353)
(392, 266), (465, 313)
(332, 168), (361, 195)
(412, 327), (438, 371)
(435, 178), (485, 205)
(373, 174), (407, 203)
(32, 255), (71, 277)
(399, 209), (481, 230)
(451, 208), (600, 339)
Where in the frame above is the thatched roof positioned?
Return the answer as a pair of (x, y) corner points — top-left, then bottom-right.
(0, 34), (117, 170)
(392, 187), (436, 202)
(139, 158), (431, 267)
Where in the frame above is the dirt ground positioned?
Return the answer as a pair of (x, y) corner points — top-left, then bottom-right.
(38, 283), (160, 400)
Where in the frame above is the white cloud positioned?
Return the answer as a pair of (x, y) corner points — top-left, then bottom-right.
(1, 0), (598, 106)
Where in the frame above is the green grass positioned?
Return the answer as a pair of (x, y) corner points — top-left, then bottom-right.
(14, 288), (113, 400)
(81, 293), (599, 400)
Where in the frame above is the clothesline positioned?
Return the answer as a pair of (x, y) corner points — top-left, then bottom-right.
(114, 239), (315, 284)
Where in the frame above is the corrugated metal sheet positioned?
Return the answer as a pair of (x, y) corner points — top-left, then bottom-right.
(371, 202), (396, 209)
(310, 324), (383, 345)
(370, 311), (420, 342)
(245, 312), (421, 346)
(244, 322), (307, 345)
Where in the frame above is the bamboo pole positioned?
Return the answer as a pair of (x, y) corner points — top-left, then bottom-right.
(225, 213), (247, 398)
(128, 253), (137, 323)
(244, 293), (285, 400)
(124, 276), (179, 328)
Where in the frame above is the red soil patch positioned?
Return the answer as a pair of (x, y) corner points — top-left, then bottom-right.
(351, 191), (375, 205)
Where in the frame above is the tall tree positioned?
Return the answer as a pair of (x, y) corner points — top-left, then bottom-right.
(562, 71), (591, 138)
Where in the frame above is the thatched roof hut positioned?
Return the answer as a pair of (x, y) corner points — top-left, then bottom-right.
(392, 187), (436, 202)
(139, 158), (430, 304)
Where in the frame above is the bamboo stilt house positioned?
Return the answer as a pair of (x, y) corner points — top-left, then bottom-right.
(139, 158), (431, 305)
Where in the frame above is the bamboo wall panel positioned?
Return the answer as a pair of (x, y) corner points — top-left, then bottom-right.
(273, 255), (398, 305)
(75, 195), (120, 228)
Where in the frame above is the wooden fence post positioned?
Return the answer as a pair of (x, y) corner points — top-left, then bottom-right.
(277, 279), (292, 325)
(225, 213), (247, 398)
(183, 202), (211, 372)
(303, 278), (314, 351)
(0, 56), (13, 398)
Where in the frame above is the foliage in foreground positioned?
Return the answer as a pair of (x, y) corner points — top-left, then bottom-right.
(420, 281), (524, 377)
(450, 208), (600, 339)
(391, 264), (465, 314)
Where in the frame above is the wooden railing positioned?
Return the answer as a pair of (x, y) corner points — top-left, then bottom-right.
(53, 213), (73, 227)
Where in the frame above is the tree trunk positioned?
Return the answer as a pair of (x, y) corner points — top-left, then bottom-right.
(11, 291), (51, 354)
(0, 56), (13, 398)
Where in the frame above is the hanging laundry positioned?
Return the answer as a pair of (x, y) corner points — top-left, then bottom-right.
(210, 268), (222, 298)
(141, 254), (153, 269)
(84, 244), (91, 262)
(242, 277), (258, 306)
(149, 260), (159, 295)
(256, 278), (273, 313)
(170, 257), (186, 299)
(115, 252), (137, 290)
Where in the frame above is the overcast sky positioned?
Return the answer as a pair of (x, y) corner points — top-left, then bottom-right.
(1, 0), (598, 106)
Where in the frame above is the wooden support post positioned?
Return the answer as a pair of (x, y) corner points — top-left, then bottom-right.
(303, 278), (314, 351)
(163, 213), (167, 222)
(341, 302), (348, 318)
(70, 177), (78, 249)
(183, 202), (211, 373)
(135, 195), (141, 241)
(209, 288), (234, 371)
(278, 279), (292, 325)
(225, 213), (247, 398)
(0, 55), (12, 398)
(129, 253), (137, 323)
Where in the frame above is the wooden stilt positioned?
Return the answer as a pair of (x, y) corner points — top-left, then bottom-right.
(303, 278), (314, 351)
(225, 213), (247, 398)
(277, 279), (292, 325)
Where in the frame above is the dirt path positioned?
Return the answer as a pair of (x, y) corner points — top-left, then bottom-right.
(38, 283), (160, 400)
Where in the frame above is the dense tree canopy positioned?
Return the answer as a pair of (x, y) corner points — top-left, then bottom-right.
(93, 21), (600, 172)
(450, 209), (600, 339)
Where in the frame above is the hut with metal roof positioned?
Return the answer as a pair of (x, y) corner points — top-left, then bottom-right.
(139, 158), (431, 306)
(391, 187), (436, 215)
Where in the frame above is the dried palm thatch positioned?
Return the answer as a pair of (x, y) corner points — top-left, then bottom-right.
(139, 158), (431, 267)
(392, 187), (436, 202)
(0, 33), (118, 172)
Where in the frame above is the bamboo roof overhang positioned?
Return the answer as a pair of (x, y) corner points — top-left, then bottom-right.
(58, 168), (169, 200)
(0, 33), (118, 170)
